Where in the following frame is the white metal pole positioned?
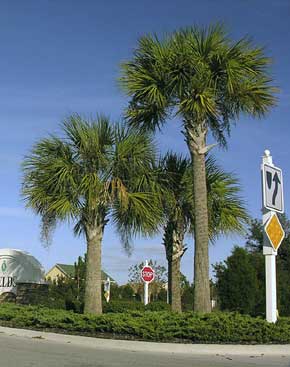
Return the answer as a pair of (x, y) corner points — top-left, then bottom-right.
(144, 260), (149, 305)
(144, 281), (149, 305)
(262, 149), (277, 323)
(263, 246), (277, 322)
(107, 277), (110, 303)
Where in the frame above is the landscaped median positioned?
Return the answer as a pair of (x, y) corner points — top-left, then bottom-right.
(1, 303), (290, 344)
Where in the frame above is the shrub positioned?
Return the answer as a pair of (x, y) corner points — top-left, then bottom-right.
(103, 300), (145, 313)
(145, 301), (170, 312)
(103, 300), (170, 313)
(1, 303), (290, 343)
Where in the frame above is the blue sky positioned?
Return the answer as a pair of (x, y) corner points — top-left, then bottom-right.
(0, 0), (289, 283)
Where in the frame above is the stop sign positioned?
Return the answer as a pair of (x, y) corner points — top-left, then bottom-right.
(141, 265), (155, 283)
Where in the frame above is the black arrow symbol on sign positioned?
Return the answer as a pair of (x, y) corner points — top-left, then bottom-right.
(272, 172), (281, 206)
(266, 171), (272, 190)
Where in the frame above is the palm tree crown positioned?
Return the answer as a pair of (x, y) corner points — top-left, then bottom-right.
(22, 114), (162, 314)
(120, 24), (276, 142)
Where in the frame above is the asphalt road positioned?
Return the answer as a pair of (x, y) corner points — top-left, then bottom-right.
(0, 327), (290, 367)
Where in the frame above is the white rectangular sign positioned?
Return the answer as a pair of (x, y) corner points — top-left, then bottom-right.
(262, 164), (284, 213)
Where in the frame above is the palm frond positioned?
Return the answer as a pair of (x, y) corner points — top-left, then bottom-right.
(205, 156), (249, 241)
(22, 114), (162, 249)
(120, 23), (277, 145)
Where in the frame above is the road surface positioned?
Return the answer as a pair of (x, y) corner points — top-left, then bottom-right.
(0, 326), (290, 367)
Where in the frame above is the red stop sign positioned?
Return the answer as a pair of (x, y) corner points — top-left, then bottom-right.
(141, 266), (155, 283)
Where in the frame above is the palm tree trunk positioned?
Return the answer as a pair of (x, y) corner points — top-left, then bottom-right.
(192, 152), (211, 312)
(167, 259), (172, 305)
(163, 222), (173, 306)
(171, 256), (182, 312)
(164, 222), (184, 312)
(187, 124), (211, 313)
(84, 223), (103, 314)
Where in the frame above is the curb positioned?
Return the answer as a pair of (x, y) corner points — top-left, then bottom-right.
(1, 326), (290, 356)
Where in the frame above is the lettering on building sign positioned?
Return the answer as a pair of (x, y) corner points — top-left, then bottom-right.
(0, 276), (17, 288)
(0, 259), (17, 293)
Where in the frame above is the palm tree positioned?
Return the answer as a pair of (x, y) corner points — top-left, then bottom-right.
(159, 154), (190, 312)
(22, 114), (161, 315)
(160, 153), (248, 312)
(120, 24), (276, 312)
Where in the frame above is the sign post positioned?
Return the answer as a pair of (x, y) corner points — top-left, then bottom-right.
(261, 150), (285, 323)
(141, 260), (155, 305)
(144, 273), (149, 306)
(104, 277), (111, 303)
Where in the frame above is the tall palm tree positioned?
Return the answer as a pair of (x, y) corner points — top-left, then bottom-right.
(120, 24), (276, 312)
(160, 153), (248, 312)
(22, 114), (161, 315)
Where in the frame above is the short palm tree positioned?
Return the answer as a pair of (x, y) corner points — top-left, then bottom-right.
(22, 114), (161, 314)
(160, 153), (248, 312)
(120, 24), (276, 312)
(159, 153), (191, 312)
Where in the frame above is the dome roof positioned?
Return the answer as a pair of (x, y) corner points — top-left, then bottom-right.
(0, 248), (45, 294)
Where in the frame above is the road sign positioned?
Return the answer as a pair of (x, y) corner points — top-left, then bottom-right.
(261, 150), (285, 323)
(262, 163), (284, 213)
(141, 265), (155, 283)
(265, 213), (285, 251)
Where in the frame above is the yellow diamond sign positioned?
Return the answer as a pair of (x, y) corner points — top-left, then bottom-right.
(265, 213), (285, 251)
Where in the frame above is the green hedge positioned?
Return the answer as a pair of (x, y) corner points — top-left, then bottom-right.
(103, 300), (145, 313)
(1, 303), (290, 343)
(145, 301), (171, 312)
(103, 300), (170, 313)
(41, 295), (170, 314)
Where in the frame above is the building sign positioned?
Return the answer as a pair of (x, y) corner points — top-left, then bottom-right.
(0, 258), (17, 294)
(0, 249), (45, 295)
